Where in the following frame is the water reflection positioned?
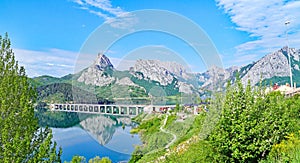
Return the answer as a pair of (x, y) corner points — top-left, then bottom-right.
(52, 115), (141, 162)
(80, 116), (116, 145)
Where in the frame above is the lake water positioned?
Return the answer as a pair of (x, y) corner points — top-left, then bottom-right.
(52, 115), (141, 163)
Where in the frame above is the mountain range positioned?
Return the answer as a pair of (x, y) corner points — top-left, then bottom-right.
(32, 47), (300, 104)
(196, 47), (300, 91)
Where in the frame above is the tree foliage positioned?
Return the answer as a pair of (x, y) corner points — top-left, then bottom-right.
(0, 33), (61, 162)
(65, 156), (112, 163)
(88, 156), (111, 163)
(209, 76), (300, 162)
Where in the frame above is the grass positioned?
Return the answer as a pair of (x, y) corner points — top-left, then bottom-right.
(168, 113), (207, 147)
(166, 116), (195, 147)
(261, 132), (300, 163)
(129, 112), (209, 162)
(138, 116), (163, 135)
(164, 114), (177, 128)
(136, 149), (166, 163)
(142, 131), (172, 153)
(163, 140), (219, 163)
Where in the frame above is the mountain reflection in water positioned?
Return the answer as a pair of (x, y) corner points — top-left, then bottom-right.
(52, 115), (141, 162)
(80, 116), (117, 145)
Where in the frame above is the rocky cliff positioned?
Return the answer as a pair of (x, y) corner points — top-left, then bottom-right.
(240, 47), (291, 86)
(196, 47), (300, 90)
(132, 59), (196, 94)
(77, 53), (115, 86)
(196, 65), (239, 91)
(132, 59), (176, 86)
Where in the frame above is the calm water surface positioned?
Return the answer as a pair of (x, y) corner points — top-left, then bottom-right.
(52, 115), (141, 163)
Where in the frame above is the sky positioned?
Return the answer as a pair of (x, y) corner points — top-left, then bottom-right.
(0, 0), (299, 77)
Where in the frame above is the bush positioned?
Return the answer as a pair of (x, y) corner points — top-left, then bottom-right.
(209, 77), (298, 162)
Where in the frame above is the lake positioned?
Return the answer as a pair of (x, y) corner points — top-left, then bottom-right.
(52, 115), (141, 163)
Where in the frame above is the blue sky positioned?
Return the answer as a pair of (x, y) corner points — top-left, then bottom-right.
(0, 0), (299, 77)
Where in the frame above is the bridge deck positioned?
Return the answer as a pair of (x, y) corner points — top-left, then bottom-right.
(50, 103), (176, 117)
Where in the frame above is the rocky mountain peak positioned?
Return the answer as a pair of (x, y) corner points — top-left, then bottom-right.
(132, 59), (176, 86)
(240, 48), (292, 85)
(94, 53), (114, 70)
(196, 65), (239, 90)
(132, 59), (192, 82)
(131, 59), (196, 94)
(77, 53), (115, 86)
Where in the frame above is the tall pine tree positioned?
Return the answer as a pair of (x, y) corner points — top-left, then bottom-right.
(0, 33), (62, 162)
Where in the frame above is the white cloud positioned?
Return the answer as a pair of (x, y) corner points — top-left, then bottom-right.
(73, 0), (84, 5)
(105, 12), (138, 29)
(88, 9), (110, 19)
(72, 0), (136, 29)
(13, 48), (78, 77)
(216, 0), (300, 65)
(82, 0), (124, 16)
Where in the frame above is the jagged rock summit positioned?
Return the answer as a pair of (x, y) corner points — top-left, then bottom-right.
(77, 53), (115, 86)
(94, 53), (114, 70)
(241, 47), (292, 86)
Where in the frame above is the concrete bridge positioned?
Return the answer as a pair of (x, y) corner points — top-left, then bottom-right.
(50, 103), (176, 117)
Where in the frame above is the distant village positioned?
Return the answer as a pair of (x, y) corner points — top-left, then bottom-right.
(266, 83), (300, 96)
(144, 101), (210, 117)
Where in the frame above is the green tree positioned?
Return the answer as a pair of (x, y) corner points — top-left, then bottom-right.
(0, 33), (61, 162)
(129, 150), (144, 163)
(66, 156), (112, 163)
(67, 155), (86, 163)
(174, 103), (181, 112)
(88, 156), (111, 163)
(209, 76), (294, 162)
(88, 156), (101, 163)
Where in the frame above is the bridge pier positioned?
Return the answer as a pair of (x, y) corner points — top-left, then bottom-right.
(94, 106), (98, 112)
(138, 107), (143, 114)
